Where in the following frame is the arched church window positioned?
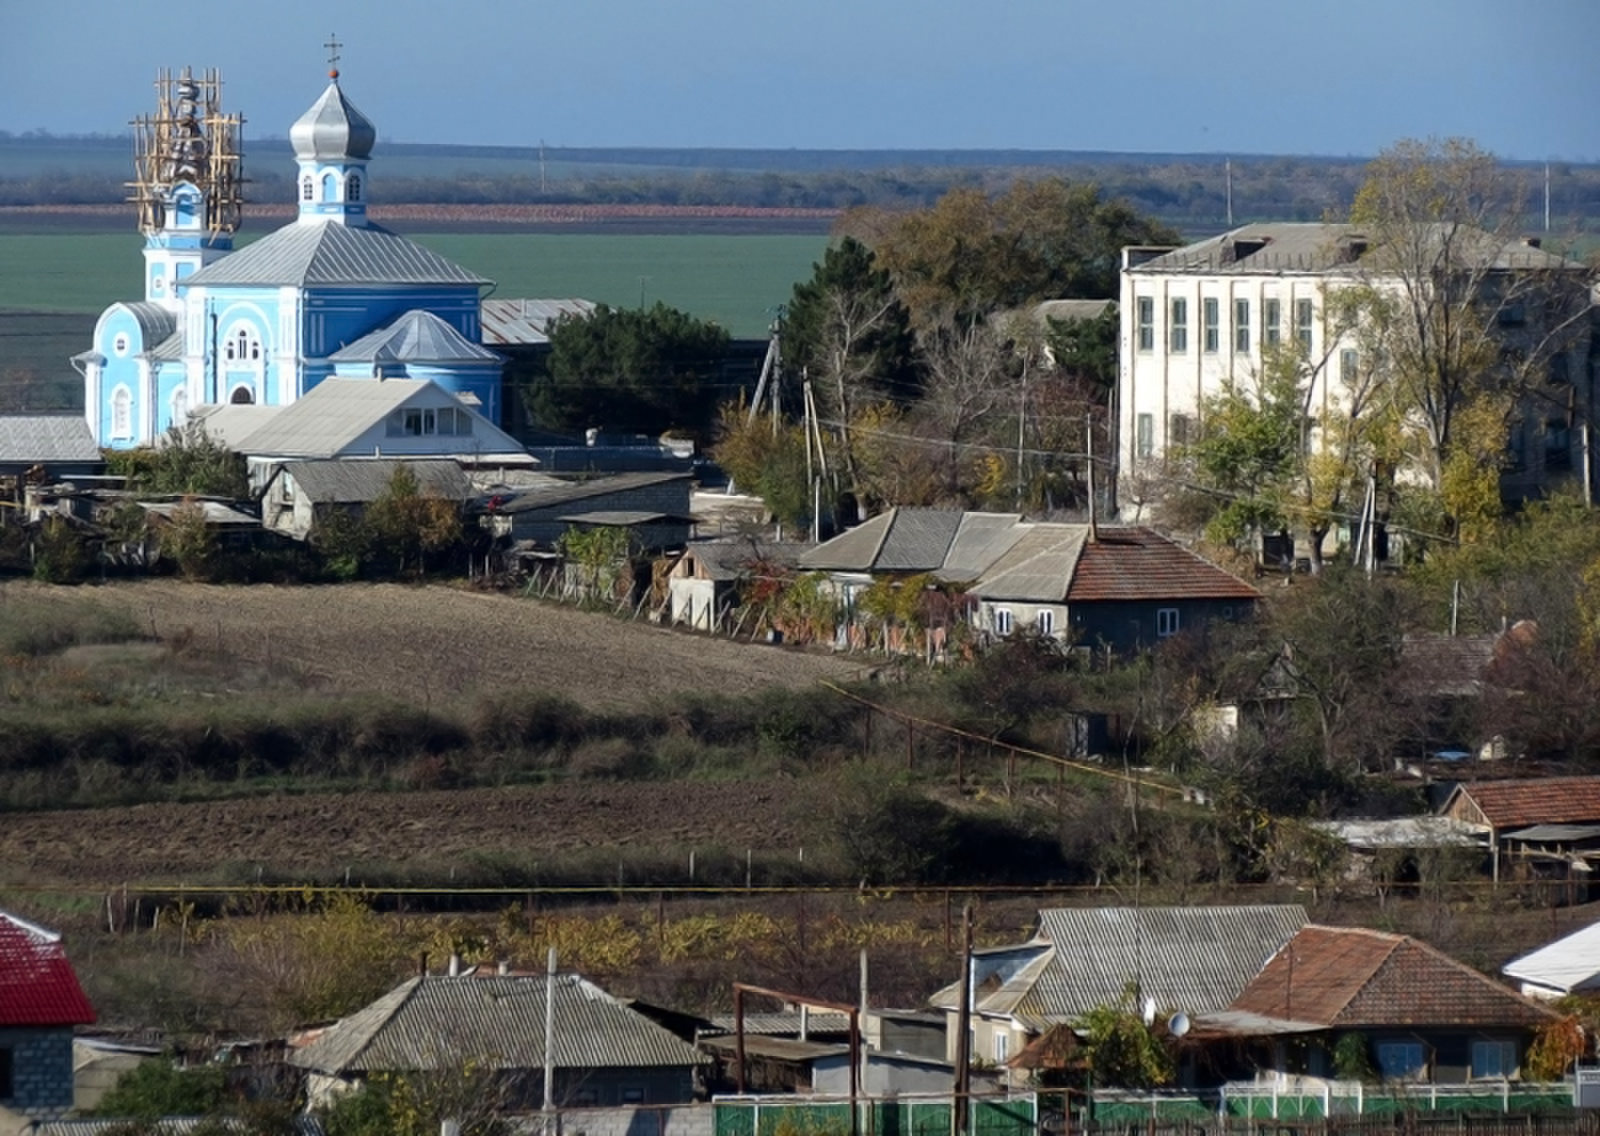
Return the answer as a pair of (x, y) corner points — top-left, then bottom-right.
(301, 177), (314, 202)
(170, 387), (188, 427)
(347, 174), (362, 202)
(111, 386), (132, 439)
(322, 173), (338, 203)
(225, 324), (262, 365)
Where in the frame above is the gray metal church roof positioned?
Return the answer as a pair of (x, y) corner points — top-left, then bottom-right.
(110, 301), (178, 347)
(481, 298), (599, 346)
(290, 973), (709, 1075)
(329, 310), (501, 364)
(185, 222), (489, 288)
(290, 78), (376, 162)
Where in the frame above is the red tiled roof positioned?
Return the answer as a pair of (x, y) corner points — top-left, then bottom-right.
(1231, 925), (1554, 1030)
(1066, 529), (1260, 604)
(1443, 777), (1600, 830)
(0, 911), (96, 1027)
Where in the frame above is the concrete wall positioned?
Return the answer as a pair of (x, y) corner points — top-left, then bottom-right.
(0, 1027), (76, 1119)
(529, 1102), (715, 1136)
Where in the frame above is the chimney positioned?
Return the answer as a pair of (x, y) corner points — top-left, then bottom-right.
(419, 951), (429, 976)
(498, 960), (511, 976)
(448, 952), (461, 977)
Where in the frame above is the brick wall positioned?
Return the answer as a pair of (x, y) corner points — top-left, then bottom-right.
(0, 1027), (76, 1119)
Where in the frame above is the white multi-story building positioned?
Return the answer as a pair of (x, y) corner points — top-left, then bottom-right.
(1114, 222), (1594, 519)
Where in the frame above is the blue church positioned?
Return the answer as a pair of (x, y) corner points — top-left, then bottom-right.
(77, 63), (502, 448)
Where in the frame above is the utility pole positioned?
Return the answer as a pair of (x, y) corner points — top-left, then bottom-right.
(542, 947), (557, 1119)
(952, 904), (974, 1136)
(1225, 158), (1233, 227)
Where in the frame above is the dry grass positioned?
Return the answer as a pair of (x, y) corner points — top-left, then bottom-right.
(3, 579), (864, 709)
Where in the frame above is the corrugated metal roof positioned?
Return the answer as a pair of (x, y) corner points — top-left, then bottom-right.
(1311, 817), (1486, 849)
(1131, 222), (1585, 276)
(186, 222), (488, 288)
(191, 404), (283, 451)
(928, 906), (1305, 1031)
(0, 416), (102, 464)
(705, 1011), (853, 1036)
(40, 1120), (324, 1136)
(494, 471), (690, 515)
(1505, 824), (1600, 842)
(1503, 919), (1600, 995)
(936, 512), (1024, 583)
(0, 909), (97, 1028)
(148, 329), (184, 362)
(141, 500), (260, 527)
(237, 378), (524, 460)
(680, 540), (808, 582)
(481, 298), (598, 346)
(800, 511), (893, 572)
(290, 79), (376, 161)
(279, 459), (474, 504)
(968, 524), (1087, 601)
(290, 974), (708, 1075)
(1234, 925), (1557, 1030)
(877, 509), (966, 571)
(330, 310), (501, 364)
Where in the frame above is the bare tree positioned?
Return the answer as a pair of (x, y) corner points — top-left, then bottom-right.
(914, 319), (1016, 500)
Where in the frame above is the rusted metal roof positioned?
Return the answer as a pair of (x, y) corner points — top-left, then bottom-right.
(1231, 925), (1557, 1030)
(1066, 528), (1259, 603)
(1441, 777), (1600, 831)
(290, 974), (708, 1075)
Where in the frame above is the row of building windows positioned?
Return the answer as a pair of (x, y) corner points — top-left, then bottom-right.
(990, 607), (1182, 639)
(385, 406), (474, 438)
(301, 172), (362, 203)
(1136, 296), (1315, 354)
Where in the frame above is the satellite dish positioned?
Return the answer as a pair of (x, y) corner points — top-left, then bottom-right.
(1142, 997), (1157, 1026)
(1168, 1012), (1191, 1038)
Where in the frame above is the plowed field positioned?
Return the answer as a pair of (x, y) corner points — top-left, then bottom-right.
(13, 579), (861, 707)
(0, 781), (801, 884)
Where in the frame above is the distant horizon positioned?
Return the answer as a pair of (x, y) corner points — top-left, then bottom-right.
(4, 0), (1595, 162)
(6, 132), (1598, 172)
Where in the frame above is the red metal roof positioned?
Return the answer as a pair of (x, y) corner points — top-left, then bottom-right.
(0, 911), (96, 1027)
(1443, 777), (1600, 830)
(1231, 925), (1554, 1030)
(1065, 529), (1260, 604)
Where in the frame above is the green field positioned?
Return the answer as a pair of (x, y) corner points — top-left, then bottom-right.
(0, 231), (829, 338)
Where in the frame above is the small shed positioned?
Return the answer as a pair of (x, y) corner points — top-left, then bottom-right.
(261, 459), (474, 541)
(667, 539), (807, 632)
(486, 471), (693, 552)
(1439, 776), (1600, 881)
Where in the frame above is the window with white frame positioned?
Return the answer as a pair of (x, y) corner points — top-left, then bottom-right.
(1136, 413), (1154, 459)
(1295, 298), (1314, 350)
(224, 324), (262, 364)
(1036, 610), (1055, 637)
(387, 406), (474, 438)
(1169, 298), (1188, 353)
(322, 173), (338, 202)
(1234, 299), (1250, 352)
(1169, 413), (1192, 448)
(1203, 297), (1219, 353)
(111, 386), (132, 439)
(993, 1031), (1009, 1064)
(1264, 298), (1281, 347)
(993, 608), (1014, 636)
(1470, 1040), (1517, 1079)
(1136, 297), (1155, 352)
(1156, 608), (1180, 638)
(1376, 1041), (1427, 1081)
(1340, 348), (1359, 387)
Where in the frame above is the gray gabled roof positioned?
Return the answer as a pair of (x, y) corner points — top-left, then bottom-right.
(968, 524), (1088, 601)
(186, 223), (488, 289)
(494, 471), (691, 515)
(290, 974), (708, 1075)
(0, 415), (102, 465)
(801, 507), (992, 574)
(929, 906), (1307, 1032)
(277, 459), (474, 504)
(329, 310), (501, 364)
(481, 298), (599, 346)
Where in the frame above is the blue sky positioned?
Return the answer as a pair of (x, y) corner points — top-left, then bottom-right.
(3, 0), (1595, 160)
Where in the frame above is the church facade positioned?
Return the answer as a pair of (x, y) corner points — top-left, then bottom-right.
(77, 64), (499, 449)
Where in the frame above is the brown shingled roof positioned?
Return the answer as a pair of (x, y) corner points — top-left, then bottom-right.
(1066, 529), (1260, 604)
(1231, 925), (1556, 1030)
(1442, 777), (1600, 830)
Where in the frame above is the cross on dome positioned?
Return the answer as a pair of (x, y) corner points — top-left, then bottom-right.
(324, 34), (342, 79)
